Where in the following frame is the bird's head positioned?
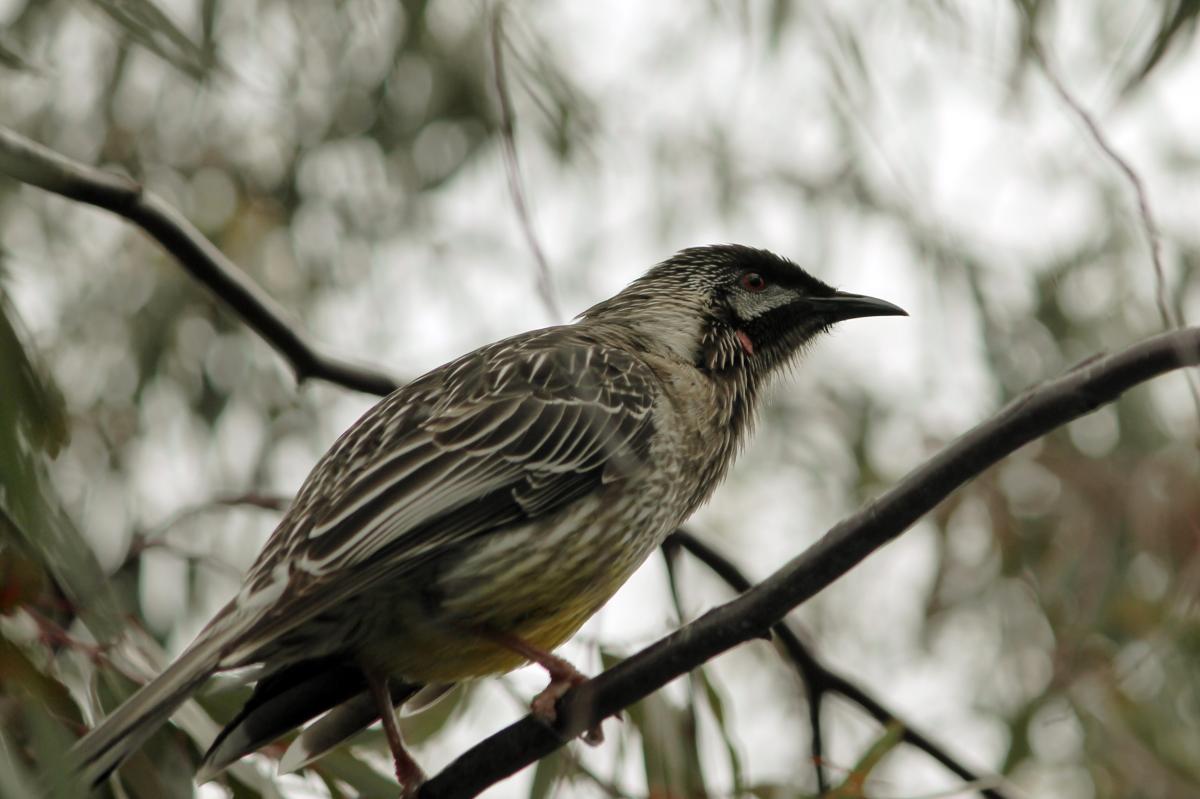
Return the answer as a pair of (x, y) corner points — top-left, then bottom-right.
(583, 244), (906, 379)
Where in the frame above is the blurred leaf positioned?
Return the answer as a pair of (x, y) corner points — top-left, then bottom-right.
(0, 486), (129, 646)
(0, 39), (36, 72)
(694, 666), (744, 796)
(0, 637), (80, 724)
(0, 548), (48, 614)
(402, 682), (468, 745)
(193, 680), (254, 731)
(0, 291), (146, 794)
(0, 723), (43, 799)
(766, 0), (793, 50)
(0, 288), (68, 458)
(89, 0), (211, 80)
(14, 681), (89, 799)
(0, 630), (93, 796)
(313, 771), (351, 799)
(315, 747), (400, 798)
(115, 743), (198, 799)
(528, 747), (567, 799)
(602, 649), (707, 799)
(0, 292), (124, 646)
(742, 784), (794, 799)
(1128, 0), (1200, 89)
(827, 721), (904, 798)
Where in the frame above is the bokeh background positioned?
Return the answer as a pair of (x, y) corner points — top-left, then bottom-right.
(2, 1), (1199, 797)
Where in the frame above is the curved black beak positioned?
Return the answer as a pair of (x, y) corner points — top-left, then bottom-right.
(808, 291), (907, 323)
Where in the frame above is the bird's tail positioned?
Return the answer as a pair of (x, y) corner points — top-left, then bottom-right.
(69, 638), (224, 787)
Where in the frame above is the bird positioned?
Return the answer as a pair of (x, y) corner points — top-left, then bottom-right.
(68, 244), (905, 795)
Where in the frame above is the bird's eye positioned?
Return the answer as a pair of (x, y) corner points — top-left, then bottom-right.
(740, 272), (767, 293)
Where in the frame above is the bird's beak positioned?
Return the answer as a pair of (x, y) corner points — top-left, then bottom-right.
(806, 291), (908, 322)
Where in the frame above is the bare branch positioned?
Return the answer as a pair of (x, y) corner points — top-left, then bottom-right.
(0, 126), (399, 398)
(667, 530), (1014, 799)
(419, 325), (1200, 799)
(1026, 39), (1173, 329)
(1025, 35), (1200, 429)
(663, 535), (830, 794)
(490, 6), (563, 322)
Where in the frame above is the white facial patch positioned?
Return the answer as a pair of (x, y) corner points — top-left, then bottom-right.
(730, 285), (798, 323)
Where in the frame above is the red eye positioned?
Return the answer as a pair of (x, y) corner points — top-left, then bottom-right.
(740, 272), (767, 292)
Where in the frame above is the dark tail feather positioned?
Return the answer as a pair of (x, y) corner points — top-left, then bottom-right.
(277, 680), (429, 776)
(197, 659), (415, 782)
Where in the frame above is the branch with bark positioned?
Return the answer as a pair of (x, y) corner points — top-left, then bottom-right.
(0, 126), (399, 397)
(420, 327), (1200, 798)
(665, 530), (1012, 799)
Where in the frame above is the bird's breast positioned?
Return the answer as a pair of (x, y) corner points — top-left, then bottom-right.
(643, 356), (745, 517)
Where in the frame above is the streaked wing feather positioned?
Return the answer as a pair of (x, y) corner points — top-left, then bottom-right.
(223, 335), (657, 664)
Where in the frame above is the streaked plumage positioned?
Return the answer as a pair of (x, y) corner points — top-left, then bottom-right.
(69, 244), (904, 793)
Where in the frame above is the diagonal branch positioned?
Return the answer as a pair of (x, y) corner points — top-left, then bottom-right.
(419, 325), (1200, 799)
(667, 529), (1013, 799)
(662, 533), (832, 794)
(0, 126), (399, 398)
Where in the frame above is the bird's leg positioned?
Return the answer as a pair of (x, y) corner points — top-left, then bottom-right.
(363, 670), (425, 794)
(486, 631), (605, 745)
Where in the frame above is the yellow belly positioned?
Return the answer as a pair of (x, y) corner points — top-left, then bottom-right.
(357, 489), (671, 683)
(363, 589), (604, 682)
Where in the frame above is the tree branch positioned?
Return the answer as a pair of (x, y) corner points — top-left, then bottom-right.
(662, 534), (831, 794)
(420, 326), (1200, 799)
(0, 126), (399, 397)
(667, 529), (1012, 799)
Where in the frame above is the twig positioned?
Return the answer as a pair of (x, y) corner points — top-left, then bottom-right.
(1025, 37), (1172, 329)
(667, 530), (1012, 799)
(120, 493), (291, 577)
(0, 126), (399, 398)
(663, 532), (825, 796)
(419, 325), (1200, 798)
(1025, 26), (1200, 422)
(490, 6), (563, 322)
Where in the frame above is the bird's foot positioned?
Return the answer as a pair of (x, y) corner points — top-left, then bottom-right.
(486, 631), (605, 745)
(530, 663), (604, 746)
(394, 759), (426, 799)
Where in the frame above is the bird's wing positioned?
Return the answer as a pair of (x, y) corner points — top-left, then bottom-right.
(215, 332), (658, 665)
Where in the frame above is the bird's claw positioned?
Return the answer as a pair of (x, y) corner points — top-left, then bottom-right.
(530, 673), (604, 745)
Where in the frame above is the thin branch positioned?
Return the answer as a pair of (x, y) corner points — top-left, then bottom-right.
(0, 125), (399, 398)
(119, 491), (291, 577)
(490, 6), (563, 322)
(419, 325), (1200, 799)
(1025, 37), (1173, 329)
(667, 530), (1013, 799)
(662, 536), (828, 795)
(1025, 33), (1200, 429)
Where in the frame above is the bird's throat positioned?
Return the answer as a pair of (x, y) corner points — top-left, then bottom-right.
(735, 329), (754, 356)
